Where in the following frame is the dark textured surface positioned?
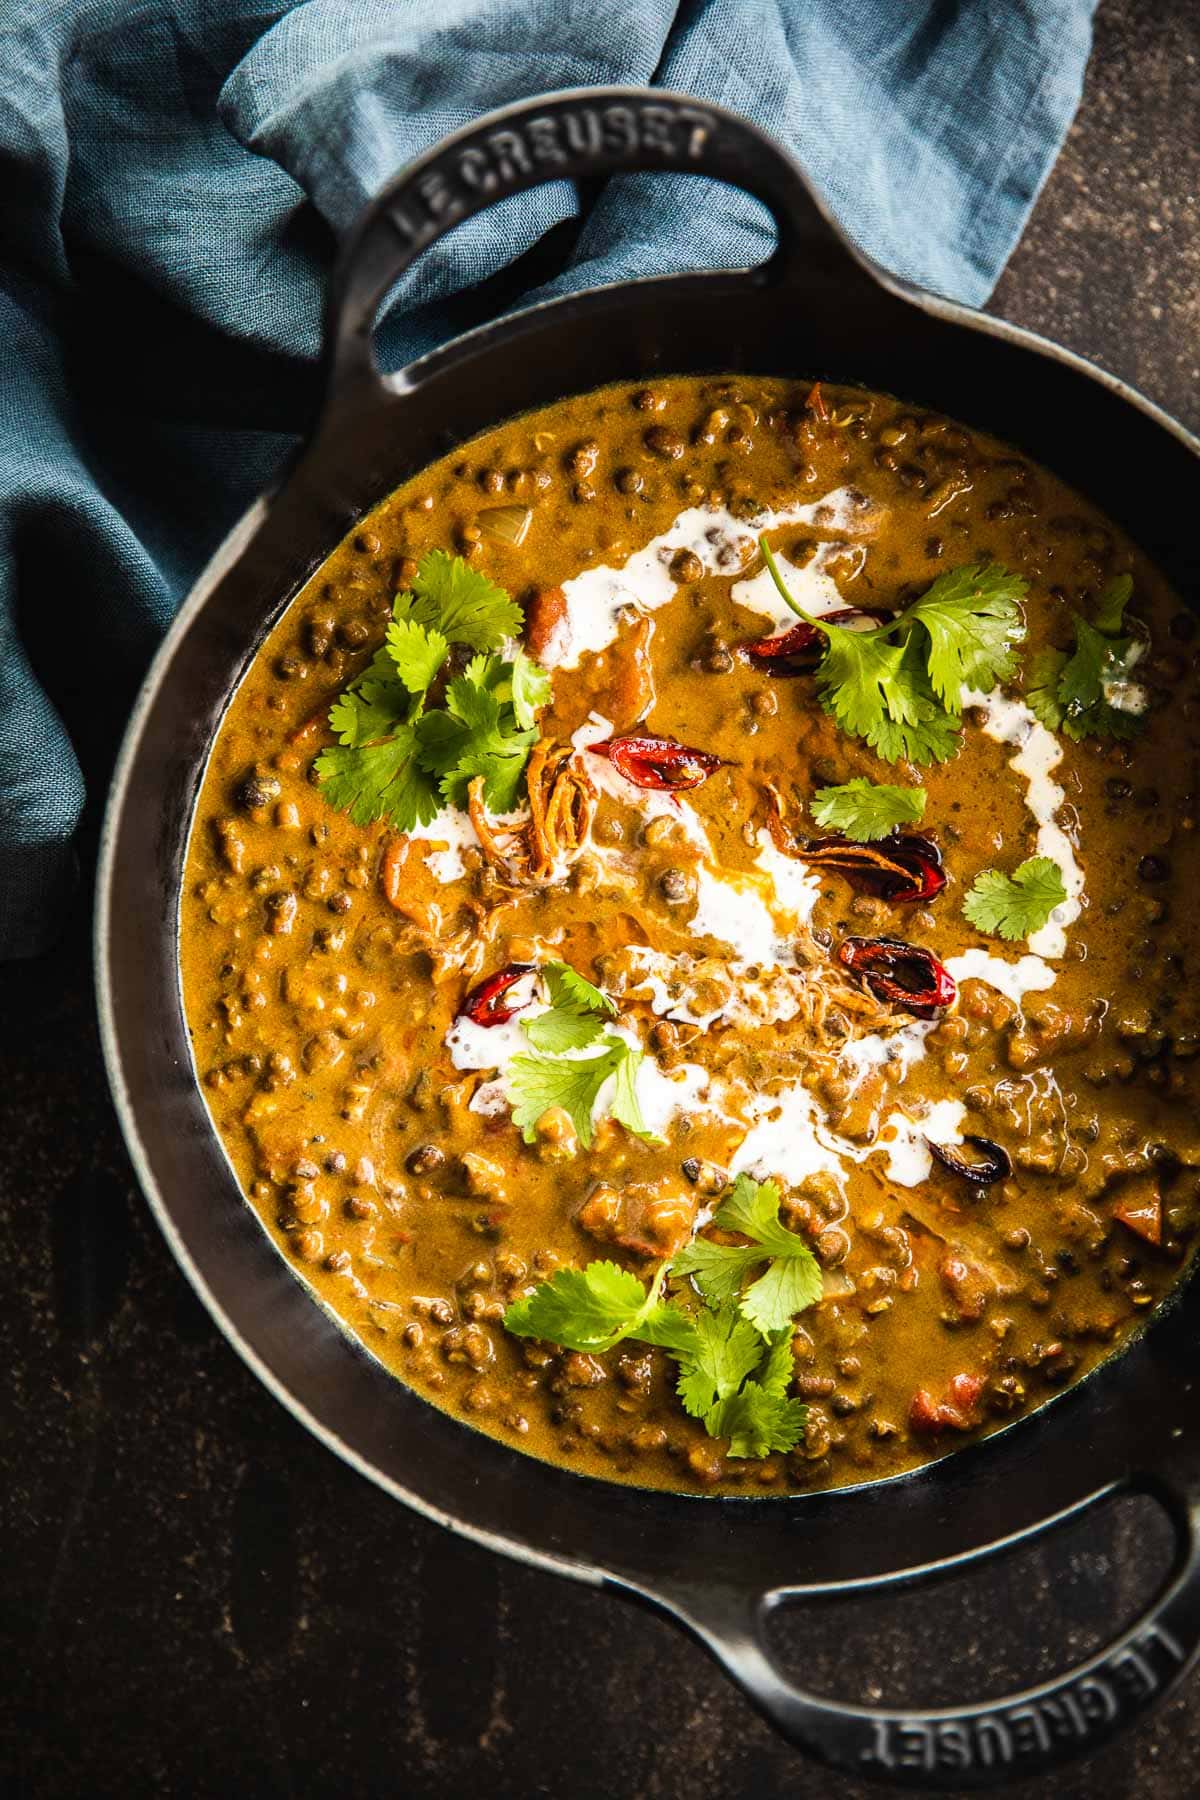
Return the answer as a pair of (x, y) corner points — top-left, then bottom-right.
(3, 2), (1198, 1794)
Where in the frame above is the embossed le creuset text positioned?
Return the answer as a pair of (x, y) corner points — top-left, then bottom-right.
(384, 101), (718, 249)
(861, 1622), (1186, 1776)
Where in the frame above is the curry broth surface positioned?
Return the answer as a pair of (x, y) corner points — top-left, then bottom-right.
(181, 376), (1199, 1495)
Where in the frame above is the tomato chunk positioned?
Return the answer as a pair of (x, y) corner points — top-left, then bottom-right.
(909, 1372), (984, 1435)
(1113, 1192), (1163, 1246)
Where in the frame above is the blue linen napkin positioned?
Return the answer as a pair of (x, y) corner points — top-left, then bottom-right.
(0, 0), (1097, 957)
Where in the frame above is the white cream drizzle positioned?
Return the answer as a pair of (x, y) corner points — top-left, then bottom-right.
(623, 947), (808, 1031)
(839, 1019), (939, 1085)
(728, 545), (848, 631)
(685, 834), (820, 965)
(402, 807), (480, 883)
(944, 947), (1056, 1006)
(403, 803), (531, 884)
(963, 685), (1084, 959)
(445, 1004), (545, 1072)
(1102, 639), (1150, 716)
(606, 1056), (716, 1139)
(728, 1068), (967, 1195)
(542, 488), (879, 670)
(877, 1099), (966, 1187)
(689, 866), (787, 966)
(753, 834), (821, 924)
(729, 1080), (848, 1184)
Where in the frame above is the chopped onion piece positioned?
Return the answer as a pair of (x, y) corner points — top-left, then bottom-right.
(478, 505), (533, 546)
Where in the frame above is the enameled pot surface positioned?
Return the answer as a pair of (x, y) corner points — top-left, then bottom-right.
(96, 89), (1200, 1788)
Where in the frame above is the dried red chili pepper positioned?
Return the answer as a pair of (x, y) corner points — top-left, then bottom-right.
(927, 1136), (1012, 1187)
(837, 935), (956, 1016)
(458, 962), (536, 1027)
(587, 734), (722, 791)
(739, 608), (872, 676)
(807, 380), (829, 421)
(801, 833), (946, 904)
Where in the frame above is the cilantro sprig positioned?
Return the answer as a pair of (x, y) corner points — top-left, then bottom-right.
(810, 778), (927, 842)
(962, 856), (1068, 942)
(670, 1175), (824, 1333)
(503, 1259), (807, 1459)
(502, 1259), (679, 1354)
(503, 1174), (823, 1458)
(759, 540), (1027, 766)
(705, 1333), (808, 1458)
(508, 960), (657, 1149)
(1026, 575), (1146, 741)
(315, 552), (549, 832)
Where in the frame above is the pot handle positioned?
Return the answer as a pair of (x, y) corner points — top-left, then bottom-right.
(651, 1472), (1200, 1790)
(322, 85), (859, 403)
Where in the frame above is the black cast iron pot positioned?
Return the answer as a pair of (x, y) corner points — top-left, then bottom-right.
(96, 88), (1200, 1788)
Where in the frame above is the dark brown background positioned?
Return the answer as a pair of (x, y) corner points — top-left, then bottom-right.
(2, 1), (1198, 1794)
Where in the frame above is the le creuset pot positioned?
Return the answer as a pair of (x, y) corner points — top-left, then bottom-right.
(96, 88), (1200, 1789)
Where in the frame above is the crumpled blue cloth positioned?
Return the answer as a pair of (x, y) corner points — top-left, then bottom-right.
(0, 0), (1097, 957)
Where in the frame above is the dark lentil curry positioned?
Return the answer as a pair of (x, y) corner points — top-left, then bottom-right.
(181, 376), (1200, 1495)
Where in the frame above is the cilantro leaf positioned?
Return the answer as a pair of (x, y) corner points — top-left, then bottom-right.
(544, 961), (616, 1017)
(635, 1302), (704, 1358)
(1025, 648), (1068, 731)
(328, 648), (410, 747)
(608, 1045), (662, 1145)
(508, 1030), (661, 1148)
(864, 666), (963, 765)
(508, 1042), (624, 1151)
(510, 649), (553, 729)
(674, 1304), (766, 1417)
(396, 550), (522, 651)
(511, 965), (658, 1143)
(1023, 577), (1145, 742)
(671, 1174), (824, 1332)
(522, 960), (616, 1052)
(903, 563), (1027, 711)
(810, 778), (926, 842)
(706, 1382), (807, 1458)
(413, 676), (538, 811)
(384, 618), (449, 694)
(328, 685), (404, 749)
(669, 1234), (750, 1312)
(815, 629), (917, 736)
(755, 1330), (798, 1399)
(510, 964), (662, 1144)
(408, 708), (470, 777)
(462, 652), (507, 691)
(714, 1175), (826, 1331)
(445, 674), (504, 735)
(447, 736), (538, 813)
(739, 1251), (827, 1337)
(317, 554), (551, 836)
(503, 1260), (668, 1353)
(522, 1009), (608, 1054)
(1056, 617), (1144, 742)
(963, 856), (1068, 941)
(1093, 573), (1134, 635)
(313, 731), (440, 831)
(816, 644), (961, 765)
